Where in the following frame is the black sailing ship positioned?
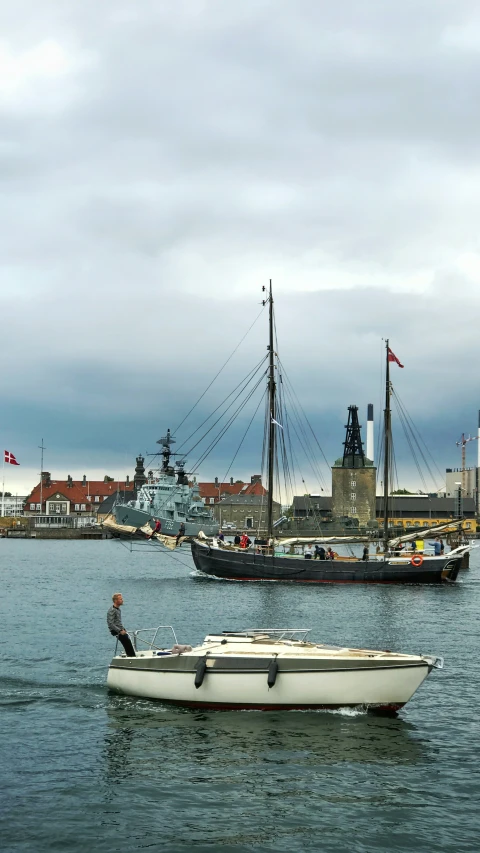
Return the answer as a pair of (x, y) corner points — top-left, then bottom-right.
(191, 282), (467, 583)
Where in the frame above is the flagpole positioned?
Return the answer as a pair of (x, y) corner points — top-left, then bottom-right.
(1, 452), (5, 518)
(39, 439), (45, 517)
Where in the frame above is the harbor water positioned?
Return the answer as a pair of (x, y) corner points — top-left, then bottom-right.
(1, 539), (480, 852)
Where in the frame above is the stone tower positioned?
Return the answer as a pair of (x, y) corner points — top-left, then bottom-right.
(331, 405), (376, 526)
(134, 454), (147, 490)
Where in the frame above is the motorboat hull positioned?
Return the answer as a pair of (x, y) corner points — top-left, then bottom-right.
(107, 652), (433, 712)
(190, 540), (462, 583)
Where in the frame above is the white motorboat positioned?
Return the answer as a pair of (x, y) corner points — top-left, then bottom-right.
(107, 627), (443, 713)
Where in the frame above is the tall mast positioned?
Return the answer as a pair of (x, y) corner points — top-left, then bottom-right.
(39, 438), (46, 516)
(383, 341), (391, 551)
(266, 280), (276, 540)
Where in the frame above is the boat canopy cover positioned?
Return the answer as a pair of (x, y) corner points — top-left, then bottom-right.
(388, 519), (466, 546)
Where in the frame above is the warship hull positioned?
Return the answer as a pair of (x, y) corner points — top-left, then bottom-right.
(114, 504), (218, 537)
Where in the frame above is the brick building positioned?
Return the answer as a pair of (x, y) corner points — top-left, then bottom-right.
(198, 475), (267, 521)
(216, 493), (281, 531)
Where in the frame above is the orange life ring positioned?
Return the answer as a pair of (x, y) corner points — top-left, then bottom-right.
(411, 554), (423, 567)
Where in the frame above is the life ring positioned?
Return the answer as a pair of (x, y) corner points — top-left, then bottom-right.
(411, 554), (423, 567)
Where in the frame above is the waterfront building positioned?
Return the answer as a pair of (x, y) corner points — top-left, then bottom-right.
(216, 493), (281, 531)
(24, 472), (132, 521)
(198, 475), (267, 519)
(291, 494), (476, 533)
(0, 494), (27, 517)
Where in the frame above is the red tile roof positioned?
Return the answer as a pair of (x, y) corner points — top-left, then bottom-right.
(72, 480), (130, 498)
(26, 479), (131, 508)
(198, 480), (267, 500)
(26, 482), (92, 507)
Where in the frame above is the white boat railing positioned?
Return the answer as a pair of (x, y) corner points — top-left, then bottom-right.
(224, 628), (312, 642)
(122, 625), (179, 653)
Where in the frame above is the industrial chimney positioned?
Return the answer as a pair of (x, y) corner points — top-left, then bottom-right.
(477, 411), (480, 515)
(366, 404), (374, 462)
(478, 410), (480, 467)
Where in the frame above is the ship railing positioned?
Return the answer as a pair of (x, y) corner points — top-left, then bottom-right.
(118, 625), (179, 653)
(226, 628), (312, 642)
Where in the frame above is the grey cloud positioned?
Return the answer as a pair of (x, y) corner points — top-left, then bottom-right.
(1, 0), (479, 491)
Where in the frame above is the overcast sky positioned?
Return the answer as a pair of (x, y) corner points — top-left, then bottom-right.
(2, 0), (480, 497)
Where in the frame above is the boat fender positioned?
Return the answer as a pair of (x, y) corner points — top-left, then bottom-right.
(194, 656), (207, 689)
(267, 658), (279, 688)
(411, 554), (423, 567)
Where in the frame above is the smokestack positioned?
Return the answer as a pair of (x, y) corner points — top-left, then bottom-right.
(366, 404), (374, 462)
(478, 411), (480, 467)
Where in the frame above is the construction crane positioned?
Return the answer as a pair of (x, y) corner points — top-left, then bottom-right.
(456, 433), (479, 492)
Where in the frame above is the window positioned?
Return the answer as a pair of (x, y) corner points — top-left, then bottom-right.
(209, 498), (215, 504)
(75, 504), (80, 511)
(94, 496), (100, 503)
(351, 480), (356, 487)
(81, 504), (86, 511)
(350, 506), (357, 514)
(466, 522), (471, 529)
(350, 492), (356, 501)
(245, 517), (253, 528)
(36, 503), (41, 511)
(49, 502), (67, 514)
(30, 503), (35, 510)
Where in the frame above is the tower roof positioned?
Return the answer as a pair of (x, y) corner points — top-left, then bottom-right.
(334, 405), (372, 468)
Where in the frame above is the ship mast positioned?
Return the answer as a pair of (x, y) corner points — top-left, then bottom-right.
(265, 280), (276, 541)
(383, 339), (391, 552)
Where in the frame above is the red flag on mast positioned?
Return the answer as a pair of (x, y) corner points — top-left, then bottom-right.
(4, 451), (20, 465)
(387, 347), (404, 369)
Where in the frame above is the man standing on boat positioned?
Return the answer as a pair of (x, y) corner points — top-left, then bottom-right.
(107, 593), (136, 657)
(240, 532), (251, 549)
(149, 518), (161, 538)
(428, 537), (442, 556)
(176, 522), (186, 545)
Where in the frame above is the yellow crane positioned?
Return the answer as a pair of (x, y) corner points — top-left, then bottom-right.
(456, 433), (479, 492)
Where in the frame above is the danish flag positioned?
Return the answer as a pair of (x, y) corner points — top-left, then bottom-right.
(4, 451), (20, 465)
(387, 347), (404, 368)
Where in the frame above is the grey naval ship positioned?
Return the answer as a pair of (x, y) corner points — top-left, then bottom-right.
(113, 430), (219, 537)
